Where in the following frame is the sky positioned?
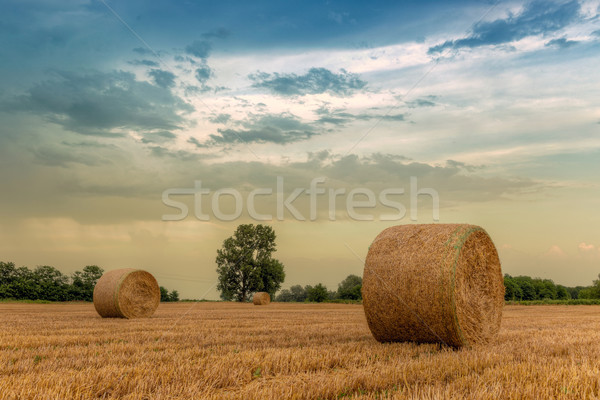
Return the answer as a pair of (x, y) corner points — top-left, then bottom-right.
(0, 0), (599, 299)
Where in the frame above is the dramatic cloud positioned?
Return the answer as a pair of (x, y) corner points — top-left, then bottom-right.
(185, 40), (212, 59)
(148, 69), (176, 88)
(545, 37), (579, 48)
(249, 68), (366, 96)
(208, 113), (318, 145)
(10, 70), (193, 136)
(428, 0), (581, 53)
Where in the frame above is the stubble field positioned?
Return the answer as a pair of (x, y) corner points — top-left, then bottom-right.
(1, 303), (599, 399)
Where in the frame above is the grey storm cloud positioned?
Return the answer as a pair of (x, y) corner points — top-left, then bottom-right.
(185, 40), (212, 59)
(428, 0), (581, 54)
(207, 113), (318, 145)
(9, 69), (193, 136)
(545, 37), (579, 48)
(148, 69), (176, 88)
(249, 68), (367, 96)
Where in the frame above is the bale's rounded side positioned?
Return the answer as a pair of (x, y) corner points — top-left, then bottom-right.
(253, 292), (271, 305)
(362, 224), (504, 347)
(93, 268), (160, 319)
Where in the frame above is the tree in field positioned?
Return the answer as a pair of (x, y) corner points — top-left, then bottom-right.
(337, 274), (363, 300)
(306, 283), (329, 302)
(590, 274), (600, 299)
(514, 277), (536, 300)
(160, 286), (170, 302)
(290, 285), (307, 302)
(168, 290), (179, 302)
(556, 285), (570, 300)
(71, 265), (104, 301)
(275, 289), (293, 302)
(34, 266), (69, 301)
(503, 275), (522, 301)
(216, 224), (285, 302)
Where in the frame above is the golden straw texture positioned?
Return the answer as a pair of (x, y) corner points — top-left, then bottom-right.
(253, 292), (271, 305)
(362, 224), (504, 347)
(93, 269), (160, 319)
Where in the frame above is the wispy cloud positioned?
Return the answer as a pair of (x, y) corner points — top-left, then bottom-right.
(249, 68), (366, 96)
(405, 96), (438, 108)
(545, 37), (579, 48)
(314, 106), (405, 126)
(428, 0), (581, 54)
(206, 113), (318, 145)
(140, 131), (177, 144)
(128, 59), (159, 67)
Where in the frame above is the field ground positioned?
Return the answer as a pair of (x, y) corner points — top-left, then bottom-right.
(1, 303), (600, 399)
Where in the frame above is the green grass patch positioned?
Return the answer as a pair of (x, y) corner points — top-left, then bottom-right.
(506, 299), (600, 305)
(0, 299), (53, 304)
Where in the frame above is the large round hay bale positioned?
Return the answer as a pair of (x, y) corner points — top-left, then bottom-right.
(93, 268), (160, 319)
(362, 224), (504, 347)
(253, 292), (271, 305)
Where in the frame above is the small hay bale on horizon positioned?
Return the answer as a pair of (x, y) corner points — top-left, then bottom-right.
(93, 268), (160, 319)
(362, 224), (504, 348)
(253, 292), (271, 305)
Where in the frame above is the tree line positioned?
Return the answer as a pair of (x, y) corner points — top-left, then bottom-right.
(276, 274), (600, 303)
(0, 261), (179, 302)
(276, 275), (363, 302)
(504, 274), (600, 301)
(0, 262), (103, 301)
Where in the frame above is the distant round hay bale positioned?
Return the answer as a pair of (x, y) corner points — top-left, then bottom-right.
(93, 268), (160, 319)
(362, 224), (504, 347)
(253, 292), (271, 305)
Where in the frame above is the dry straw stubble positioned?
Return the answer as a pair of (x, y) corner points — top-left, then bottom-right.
(93, 268), (160, 318)
(362, 224), (504, 347)
(253, 292), (271, 305)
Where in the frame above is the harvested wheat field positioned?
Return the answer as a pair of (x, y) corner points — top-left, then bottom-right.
(1, 303), (600, 399)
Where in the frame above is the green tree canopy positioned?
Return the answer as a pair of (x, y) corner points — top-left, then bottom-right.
(306, 283), (329, 302)
(216, 224), (285, 302)
(337, 274), (363, 300)
(71, 265), (104, 301)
